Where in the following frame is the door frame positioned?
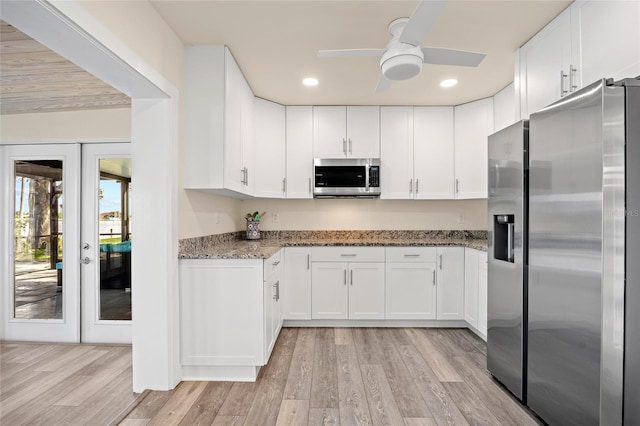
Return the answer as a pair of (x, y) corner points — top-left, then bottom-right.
(0, 0), (181, 392)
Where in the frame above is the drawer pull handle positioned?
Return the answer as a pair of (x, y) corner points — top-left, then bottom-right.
(340, 254), (357, 257)
(403, 254), (421, 257)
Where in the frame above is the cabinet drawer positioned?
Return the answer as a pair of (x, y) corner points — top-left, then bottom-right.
(386, 247), (437, 263)
(264, 250), (283, 279)
(311, 246), (385, 262)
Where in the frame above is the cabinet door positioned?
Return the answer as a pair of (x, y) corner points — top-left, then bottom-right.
(380, 107), (414, 199)
(348, 263), (385, 320)
(478, 253), (488, 336)
(436, 247), (465, 320)
(570, 0), (640, 87)
(286, 106), (313, 199)
(414, 107), (454, 199)
(224, 50), (244, 192)
(254, 98), (286, 198)
(283, 247), (312, 320)
(454, 97), (493, 199)
(311, 262), (348, 319)
(519, 8), (572, 118)
(240, 77), (255, 195)
(347, 106), (380, 158)
(313, 106), (347, 158)
(385, 263), (436, 319)
(463, 249), (479, 328)
(264, 275), (276, 359)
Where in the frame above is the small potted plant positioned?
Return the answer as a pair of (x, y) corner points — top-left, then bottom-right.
(245, 211), (266, 240)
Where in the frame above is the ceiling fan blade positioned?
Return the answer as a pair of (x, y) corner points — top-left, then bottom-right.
(399, 0), (447, 46)
(318, 49), (385, 58)
(421, 47), (486, 67)
(375, 75), (391, 93)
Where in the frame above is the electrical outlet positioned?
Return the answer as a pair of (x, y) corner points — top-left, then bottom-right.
(458, 213), (465, 224)
(272, 212), (279, 223)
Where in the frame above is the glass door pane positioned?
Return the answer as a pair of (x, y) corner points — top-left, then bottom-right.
(14, 160), (64, 320)
(98, 159), (132, 321)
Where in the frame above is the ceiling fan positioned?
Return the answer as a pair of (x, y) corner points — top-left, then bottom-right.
(318, 0), (486, 92)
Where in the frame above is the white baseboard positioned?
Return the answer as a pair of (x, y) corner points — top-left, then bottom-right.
(181, 365), (261, 382)
(283, 319), (468, 328)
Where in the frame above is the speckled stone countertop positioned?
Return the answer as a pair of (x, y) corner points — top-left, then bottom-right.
(179, 230), (488, 260)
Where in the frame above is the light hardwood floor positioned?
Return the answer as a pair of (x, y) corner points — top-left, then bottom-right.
(122, 328), (542, 426)
(0, 341), (141, 426)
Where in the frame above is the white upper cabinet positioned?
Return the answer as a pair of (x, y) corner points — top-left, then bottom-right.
(570, 0), (640, 87)
(518, 1), (639, 119)
(454, 98), (493, 199)
(313, 106), (380, 158)
(184, 46), (254, 197)
(285, 106), (313, 199)
(493, 83), (517, 132)
(380, 107), (414, 199)
(414, 107), (455, 199)
(254, 98), (286, 198)
(380, 106), (454, 200)
(518, 8), (572, 118)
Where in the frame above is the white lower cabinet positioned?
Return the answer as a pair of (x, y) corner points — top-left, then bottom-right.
(464, 248), (488, 339)
(385, 247), (437, 319)
(179, 251), (283, 381)
(311, 247), (385, 320)
(436, 247), (465, 320)
(282, 247), (312, 320)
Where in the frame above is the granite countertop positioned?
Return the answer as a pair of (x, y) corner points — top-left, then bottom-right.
(179, 231), (488, 260)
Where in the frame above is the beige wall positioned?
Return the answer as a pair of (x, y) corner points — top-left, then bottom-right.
(0, 108), (131, 142)
(242, 199), (488, 231)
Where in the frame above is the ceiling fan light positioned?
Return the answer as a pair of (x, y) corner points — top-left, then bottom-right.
(381, 54), (422, 81)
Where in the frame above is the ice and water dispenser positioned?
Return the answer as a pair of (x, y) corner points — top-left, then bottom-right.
(494, 214), (515, 263)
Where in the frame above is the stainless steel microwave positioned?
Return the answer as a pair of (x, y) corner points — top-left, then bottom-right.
(313, 158), (381, 198)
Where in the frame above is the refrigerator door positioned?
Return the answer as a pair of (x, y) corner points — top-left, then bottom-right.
(487, 120), (528, 401)
(528, 79), (625, 426)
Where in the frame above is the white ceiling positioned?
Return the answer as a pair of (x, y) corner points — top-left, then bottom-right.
(151, 0), (571, 106)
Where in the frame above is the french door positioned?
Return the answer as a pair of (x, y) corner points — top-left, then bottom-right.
(1, 143), (131, 343)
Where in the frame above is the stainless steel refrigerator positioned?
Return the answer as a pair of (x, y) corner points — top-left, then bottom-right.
(527, 77), (639, 426)
(487, 120), (529, 402)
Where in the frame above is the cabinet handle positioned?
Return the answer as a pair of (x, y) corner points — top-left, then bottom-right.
(350, 269), (353, 286)
(272, 261), (280, 266)
(245, 167), (249, 185)
(560, 70), (568, 97)
(404, 254), (421, 257)
(569, 65), (578, 92)
(343, 138), (347, 155)
(455, 179), (460, 194)
(282, 178), (286, 194)
(409, 178), (413, 194)
(307, 254), (310, 270)
(416, 179), (419, 194)
(241, 168), (245, 184)
(432, 270), (436, 286)
(348, 138), (352, 154)
(439, 254), (443, 270)
(340, 254), (357, 257)
(273, 282), (278, 300)
(344, 269), (347, 285)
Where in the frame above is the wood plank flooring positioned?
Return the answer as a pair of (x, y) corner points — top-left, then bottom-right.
(0, 341), (141, 426)
(123, 328), (541, 426)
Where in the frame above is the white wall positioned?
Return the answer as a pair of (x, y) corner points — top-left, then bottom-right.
(242, 199), (488, 231)
(0, 108), (131, 142)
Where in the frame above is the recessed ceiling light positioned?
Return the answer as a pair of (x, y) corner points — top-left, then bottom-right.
(440, 78), (458, 88)
(303, 77), (319, 87)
